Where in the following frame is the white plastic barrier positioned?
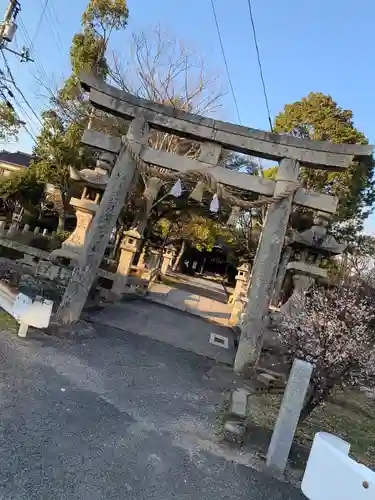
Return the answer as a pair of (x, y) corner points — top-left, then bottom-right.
(0, 282), (53, 338)
(302, 432), (374, 499)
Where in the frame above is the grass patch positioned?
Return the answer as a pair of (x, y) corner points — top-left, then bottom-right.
(247, 390), (375, 467)
(0, 311), (18, 333)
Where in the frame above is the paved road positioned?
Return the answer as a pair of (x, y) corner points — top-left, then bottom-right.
(0, 325), (305, 500)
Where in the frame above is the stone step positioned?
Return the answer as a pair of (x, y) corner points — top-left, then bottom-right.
(256, 366), (286, 381)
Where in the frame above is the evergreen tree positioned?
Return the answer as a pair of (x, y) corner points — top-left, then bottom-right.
(274, 93), (375, 238)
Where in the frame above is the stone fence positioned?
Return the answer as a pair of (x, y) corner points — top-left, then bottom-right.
(0, 222), (161, 307)
(0, 220), (56, 238)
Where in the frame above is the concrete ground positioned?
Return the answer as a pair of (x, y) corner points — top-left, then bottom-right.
(90, 298), (236, 364)
(148, 279), (232, 326)
(0, 323), (305, 500)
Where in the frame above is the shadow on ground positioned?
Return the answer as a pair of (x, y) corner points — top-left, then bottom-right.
(0, 323), (305, 500)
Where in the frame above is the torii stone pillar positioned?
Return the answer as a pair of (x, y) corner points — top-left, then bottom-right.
(234, 158), (299, 375)
(55, 117), (149, 325)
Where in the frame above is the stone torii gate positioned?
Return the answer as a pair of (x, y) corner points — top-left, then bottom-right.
(55, 72), (373, 375)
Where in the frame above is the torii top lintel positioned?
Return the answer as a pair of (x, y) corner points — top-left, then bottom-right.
(80, 73), (373, 170)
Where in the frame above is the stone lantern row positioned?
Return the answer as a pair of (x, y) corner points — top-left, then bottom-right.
(46, 154), (177, 295)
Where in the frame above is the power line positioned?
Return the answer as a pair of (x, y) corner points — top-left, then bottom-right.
(44, 0), (65, 63)
(4, 89), (38, 144)
(210, 0), (242, 124)
(30, 0), (49, 53)
(246, 0), (273, 132)
(14, 102), (38, 144)
(0, 46), (42, 126)
(0, 83), (38, 144)
(17, 17), (51, 87)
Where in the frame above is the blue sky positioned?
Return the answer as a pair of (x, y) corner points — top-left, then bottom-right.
(1, 0), (375, 230)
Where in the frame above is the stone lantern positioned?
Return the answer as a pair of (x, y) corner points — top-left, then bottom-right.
(228, 262), (250, 305)
(228, 262), (250, 327)
(279, 212), (347, 318)
(50, 154), (113, 266)
(160, 245), (175, 276)
(112, 229), (141, 295)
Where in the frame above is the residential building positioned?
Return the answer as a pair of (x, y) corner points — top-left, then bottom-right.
(0, 150), (32, 177)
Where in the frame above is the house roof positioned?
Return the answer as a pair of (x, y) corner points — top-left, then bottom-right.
(0, 150), (33, 168)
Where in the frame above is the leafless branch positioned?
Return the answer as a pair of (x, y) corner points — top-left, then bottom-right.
(110, 25), (224, 117)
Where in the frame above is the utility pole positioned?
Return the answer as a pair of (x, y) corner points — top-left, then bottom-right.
(0, 0), (31, 61)
(0, 0), (20, 42)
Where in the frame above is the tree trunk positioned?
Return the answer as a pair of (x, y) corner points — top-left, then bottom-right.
(299, 384), (334, 423)
(172, 240), (186, 271)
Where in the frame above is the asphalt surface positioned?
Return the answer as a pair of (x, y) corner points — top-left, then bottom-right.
(0, 324), (305, 500)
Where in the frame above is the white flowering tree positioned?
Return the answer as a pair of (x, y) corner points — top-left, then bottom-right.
(278, 285), (375, 421)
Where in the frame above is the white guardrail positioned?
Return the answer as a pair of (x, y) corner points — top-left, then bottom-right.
(0, 282), (53, 338)
(302, 432), (374, 499)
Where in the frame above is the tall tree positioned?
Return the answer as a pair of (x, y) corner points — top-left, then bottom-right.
(31, 110), (92, 231)
(0, 166), (43, 217)
(33, 0), (129, 229)
(110, 26), (263, 239)
(111, 25), (225, 168)
(60, 0), (129, 102)
(110, 26), (225, 234)
(0, 101), (22, 142)
(274, 93), (375, 239)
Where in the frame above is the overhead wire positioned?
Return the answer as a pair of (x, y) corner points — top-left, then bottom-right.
(210, 0), (242, 125)
(5, 91), (38, 144)
(210, 0), (267, 174)
(0, 1), (58, 144)
(13, 101), (38, 144)
(0, 81), (37, 144)
(245, 0), (273, 132)
(5, 0), (69, 147)
(29, 0), (49, 53)
(0, 46), (42, 126)
(44, 0), (65, 63)
(17, 17), (51, 88)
